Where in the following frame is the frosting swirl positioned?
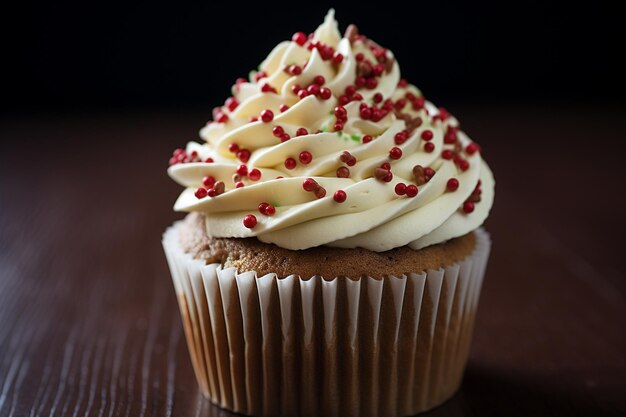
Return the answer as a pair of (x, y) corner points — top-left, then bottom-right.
(168, 10), (495, 251)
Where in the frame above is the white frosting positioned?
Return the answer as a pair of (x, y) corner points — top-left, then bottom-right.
(168, 10), (495, 251)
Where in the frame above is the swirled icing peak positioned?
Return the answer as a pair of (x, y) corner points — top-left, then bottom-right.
(167, 9), (495, 251)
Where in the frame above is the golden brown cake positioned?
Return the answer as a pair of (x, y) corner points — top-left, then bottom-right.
(179, 212), (476, 279)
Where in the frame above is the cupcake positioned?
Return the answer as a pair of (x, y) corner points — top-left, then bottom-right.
(163, 9), (494, 417)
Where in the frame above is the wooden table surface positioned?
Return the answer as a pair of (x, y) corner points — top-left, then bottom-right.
(1, 106), (625, 416)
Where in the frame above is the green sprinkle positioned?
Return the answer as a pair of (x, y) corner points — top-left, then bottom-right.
(336, 131), (343, 136)
(350, 134), (361, 142)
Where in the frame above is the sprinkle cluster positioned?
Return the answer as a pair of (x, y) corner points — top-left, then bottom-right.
(169, 22), (485, 230)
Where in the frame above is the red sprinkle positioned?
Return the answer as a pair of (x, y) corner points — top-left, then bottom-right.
(340, 151), (356, 166)
(307, 83), (320, 96)
(319, 87), (332, 100)
(225, 97), (239, 111)
(299, 150), (313, 164)
(362, 135), (373, 144)
(447, 178), (459, 191)
(296, 127), (308, 136)
(202, 176), (216, 188)
(333, 190), (347, 203)
(458, 159), (470, 171)
(466, 143), (480, 155)
(421, 130), (434, 141)
(297, 89), (309, 99)
(236, 149), (250, 163)
(444, 127), (458, 144)
(216, 112), (228, 123)
(236, 164), (248, 176)
(313, 75), (325, 85)
(405, 185), (418, 197)
(258, 202), (275, 216)
(292, 32), (307, 46)
(289, 64), (302, 75)
(284, 157), (296, 169)
(374, 167), (389, 181)
(395, 99), (407, 110)
(424, 142), (435, 153)
(332, 53), (344, 64)
(248, 168), (261, 181)
(243, 214), (257, 228)
(394, 183), (406, 195)
(260, 109), (274, 123)
(394, 131), (408, 145)
(373, 93), (383, 103)
(302, 178), (318, 191)
(442, 150), (454, 160)
(235, 181), (244, 188)
(280, 133), (291, 142)
(194, 187), (207, 199)
(412, 96), (425, 110)
(336, 166), (350, 178)
(366, 77), (378, 89)
(261, 83), (277, 93)
(228, 143), (239, 153)
(315, 187), (326, 198)
(389, 147), (402, 160)
(424, 167), (436, 178)
(272, 126), (285, 137)
(279, 104), (290, 112)
(463, 201), (475, 213)
(334, 106), (347, 120)
(437, 107), (450, 120)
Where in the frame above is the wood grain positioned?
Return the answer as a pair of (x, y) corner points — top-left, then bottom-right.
(0, 106), (624, 416)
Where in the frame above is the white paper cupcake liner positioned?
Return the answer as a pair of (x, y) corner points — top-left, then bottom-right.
(162, 223), (491, 417)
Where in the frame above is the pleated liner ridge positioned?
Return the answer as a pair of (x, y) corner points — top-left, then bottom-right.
(162, 223), (491, 417)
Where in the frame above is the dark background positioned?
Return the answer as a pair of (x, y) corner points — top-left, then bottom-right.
(5, 0), (625, 114)
(1, 2), (625, 416)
